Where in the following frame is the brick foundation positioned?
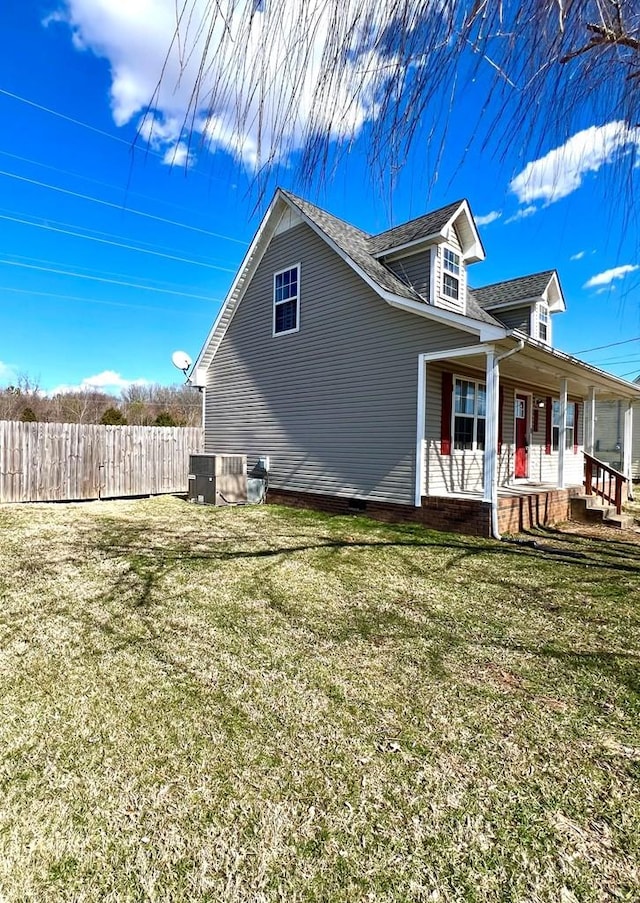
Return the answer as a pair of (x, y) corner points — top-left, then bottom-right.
(267, 487), (583, 537)
(496, 488), (583, 534)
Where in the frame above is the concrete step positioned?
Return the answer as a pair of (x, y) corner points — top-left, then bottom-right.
(603, 513), (635, 530)
(570, 495), (619, 526)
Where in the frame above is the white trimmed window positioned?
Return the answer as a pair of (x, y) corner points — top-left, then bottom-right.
(453, 377), (486, 450)
(536, 301), (550, 344)
(552, 400), (574, 450)
(273, 265), (300, 335)
(442, 247), (460, 301)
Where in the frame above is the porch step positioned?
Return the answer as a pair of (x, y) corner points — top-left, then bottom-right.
(570, 495), (633, 529)
(602, 513), (635, 530)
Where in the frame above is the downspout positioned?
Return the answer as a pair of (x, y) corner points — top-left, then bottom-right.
(489, 339), (525, 540)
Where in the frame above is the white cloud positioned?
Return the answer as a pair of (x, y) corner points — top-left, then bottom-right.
(570, 251), (585, 261)
(162, 142), (194, 168)
(510, 121), (640, 205)
(584, 264), (639, 289)
(474, 210), (501, 227)
(50, 370), (150, 395)
(504, 205), (538, 224)
(0, 361), (18, 384)
(53, 0), (418, 167)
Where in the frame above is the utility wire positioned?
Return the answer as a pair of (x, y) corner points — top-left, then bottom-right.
(0, 212), (237, 272)
(0, 259), (223, 302)
(0, 147), (223, 218)
(0, 169), (248, 244)
(0, 203), (234, 266)
(0, 284), (213, 315)
(572, 336), (640, 354)
(0, 87), (145, 152)
(2, 249), (217, 289)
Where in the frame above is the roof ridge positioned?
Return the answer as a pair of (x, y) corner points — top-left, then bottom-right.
(472, 269), (556, 292)
(279, 189), (372, 238)
(369, 198), (466, 242)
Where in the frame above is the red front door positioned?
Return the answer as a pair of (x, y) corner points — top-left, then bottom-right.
(515, 395), (528, 478)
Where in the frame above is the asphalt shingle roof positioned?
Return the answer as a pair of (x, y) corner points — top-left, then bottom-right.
(281, 190), (501, 328)
(472, 271), (556, 309)
(281, 191), (423, 303)
(366, 200), (465, 255)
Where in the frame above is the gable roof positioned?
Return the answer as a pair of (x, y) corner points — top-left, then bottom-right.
(192, 189), (507, 382)
(367, 198), (485, 263)
(279, 191), (423, 303)
(281, 191), (500, 328)
(367, 200), (465, 255)
(472, 270), (565, 312)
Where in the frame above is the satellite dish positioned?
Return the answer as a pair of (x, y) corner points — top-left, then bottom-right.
(171, 350), (192, 373)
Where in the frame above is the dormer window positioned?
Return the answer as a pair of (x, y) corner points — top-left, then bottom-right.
(536, 301), (550, 344)
(442, 248), (460, 300)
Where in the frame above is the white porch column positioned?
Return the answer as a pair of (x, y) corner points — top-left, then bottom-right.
(623, 400), (634, 501)
(557, 378), (568, 489)
(414, 355), (427, 506)
(483, 349), (499, 504)
(585, 386), (596, 456)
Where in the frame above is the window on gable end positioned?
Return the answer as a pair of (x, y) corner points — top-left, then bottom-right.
(273, 264), (300, 336)
(442, 247), (460, 301)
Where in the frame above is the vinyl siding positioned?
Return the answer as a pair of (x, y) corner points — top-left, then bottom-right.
(205, 221), (475, 505)
(425, 372), (584, 493)
(385, 251), (430, 298)
(595, 399), (640, 478)
(426, 367), (515, 494)
(495, 306), (532, 334)
(431, 225), (467, 315)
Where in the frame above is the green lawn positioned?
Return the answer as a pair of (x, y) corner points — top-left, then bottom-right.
(0, 496), (639, 902)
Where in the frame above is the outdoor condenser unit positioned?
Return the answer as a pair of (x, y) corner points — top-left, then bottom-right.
(187, 454), (247, 505)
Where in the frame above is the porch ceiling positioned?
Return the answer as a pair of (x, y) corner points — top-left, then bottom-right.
(498, 341), (640, 400)
(434, 339), (640, 401)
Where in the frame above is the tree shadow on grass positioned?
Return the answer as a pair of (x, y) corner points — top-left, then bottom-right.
(57, 508), (640, 700)
(89, 513), (640, 579)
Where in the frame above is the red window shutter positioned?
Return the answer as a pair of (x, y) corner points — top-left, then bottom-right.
(441, 371), (453, 455)
(574, 402), (579, 454)
(545, 396), (552, 454)
(498, 386), (504, 453)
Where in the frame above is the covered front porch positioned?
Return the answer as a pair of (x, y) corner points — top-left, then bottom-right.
(415, 337), (639, 537)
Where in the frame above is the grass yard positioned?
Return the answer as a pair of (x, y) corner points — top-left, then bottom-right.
(0, 496), (639, 902)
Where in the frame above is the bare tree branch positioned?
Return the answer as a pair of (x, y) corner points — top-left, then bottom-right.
(146, 0), (640, 199)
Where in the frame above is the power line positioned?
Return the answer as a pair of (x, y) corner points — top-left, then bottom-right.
(0, 147), (223, 219)
(0, 202), (235, 266)
(0, 259), (223, 302)
(3, 249), (216, 289)
(0, 284), (215, 315)
(0, 211), (237, 272)
(572, 336), (640, 354)
(0, 87), (144, 152)
(0, 169), (248, 244)
(584, 354), (640, 366)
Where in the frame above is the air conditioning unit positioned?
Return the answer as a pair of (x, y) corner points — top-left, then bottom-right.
(187, 454), (247, 505)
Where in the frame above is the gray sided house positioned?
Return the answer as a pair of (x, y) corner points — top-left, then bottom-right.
(595, 385), (640, 481)
(193, 190), (640, 536)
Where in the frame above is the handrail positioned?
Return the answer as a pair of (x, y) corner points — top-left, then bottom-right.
(584, 452), (627, 515)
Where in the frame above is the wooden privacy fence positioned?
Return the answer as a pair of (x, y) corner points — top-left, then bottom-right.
(0, 421), (203, 503)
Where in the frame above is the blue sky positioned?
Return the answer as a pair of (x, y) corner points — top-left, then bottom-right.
(1, 1), (639, 396)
